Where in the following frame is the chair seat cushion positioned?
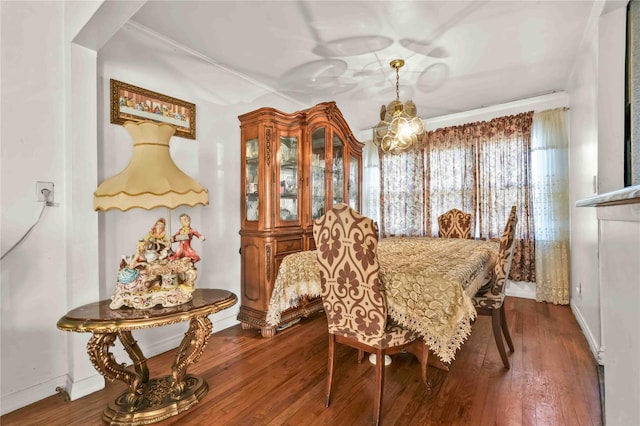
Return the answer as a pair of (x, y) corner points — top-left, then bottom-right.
(472, 292), (505, 310)
(332, 320), (420, 349)
(381, 322), (421, 348)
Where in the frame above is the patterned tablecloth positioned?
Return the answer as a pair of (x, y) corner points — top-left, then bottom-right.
(266, 237), (499, 363)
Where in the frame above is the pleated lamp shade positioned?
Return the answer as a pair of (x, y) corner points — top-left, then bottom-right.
(94, 120), (209, 211)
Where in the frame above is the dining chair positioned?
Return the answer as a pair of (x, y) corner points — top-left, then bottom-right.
(437, 208), (472, 239)
(313, 203), (428, 426)
(472, 205), (518, 369)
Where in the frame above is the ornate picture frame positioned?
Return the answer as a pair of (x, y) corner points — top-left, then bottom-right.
(110, 79), (196, 139)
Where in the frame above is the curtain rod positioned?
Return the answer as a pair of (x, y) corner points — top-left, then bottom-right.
(539, 106), (570, 113)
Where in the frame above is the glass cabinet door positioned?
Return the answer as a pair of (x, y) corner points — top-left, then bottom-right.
(278, 135), (298, 222)
(311, 128), (326, 220)
(349, 154), (360, 211)
(332, 134), (344, 206)
(245, 137), (259, 221)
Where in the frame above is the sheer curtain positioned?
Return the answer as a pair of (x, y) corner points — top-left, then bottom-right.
(379, 148), (425, 236)
(531, 108), (570, 304)
(425, 126), (477, 237)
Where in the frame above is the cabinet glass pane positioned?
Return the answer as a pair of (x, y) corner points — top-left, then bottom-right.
(279, 136), (298, 221)
(349, 155), (359, 211)
(245, 137), (259, 221)
(332, 134), (344, 206)
(311, 128), (326, 219)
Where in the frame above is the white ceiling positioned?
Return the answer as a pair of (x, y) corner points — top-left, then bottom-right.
(128, 0), (598, 132)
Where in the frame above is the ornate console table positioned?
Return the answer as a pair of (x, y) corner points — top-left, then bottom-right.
(57, 288), (237, 425)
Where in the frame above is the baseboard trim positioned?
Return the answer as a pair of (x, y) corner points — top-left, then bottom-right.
(505, 280), (536, 299)
(66, 373), (105, 401)
(570, 300), (604, 365)
(0, 373), (103, 416)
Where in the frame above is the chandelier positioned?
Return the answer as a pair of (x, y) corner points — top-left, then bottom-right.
(374, 59), (425, 154)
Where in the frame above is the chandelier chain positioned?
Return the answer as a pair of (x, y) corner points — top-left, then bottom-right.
(395, 67), (400, 102)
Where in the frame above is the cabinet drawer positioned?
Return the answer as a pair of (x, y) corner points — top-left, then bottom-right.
(276, 238), (302, 254)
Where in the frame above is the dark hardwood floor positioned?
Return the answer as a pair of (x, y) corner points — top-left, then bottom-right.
(1, 297), (601, 426)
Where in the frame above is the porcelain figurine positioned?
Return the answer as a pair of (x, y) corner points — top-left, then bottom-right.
(128, 218), (172, 268)
(110, 216), (202, 310)
(169, 213), (205, 263)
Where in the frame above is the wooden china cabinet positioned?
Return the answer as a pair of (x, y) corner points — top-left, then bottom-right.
(237, 102), (364, 337)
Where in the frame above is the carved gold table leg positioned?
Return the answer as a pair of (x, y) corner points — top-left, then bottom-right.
(88, 322), (211, 426)
(87, 333), (145, 408)
(171, 315), (213, 398)
(118, 330), (149, 384)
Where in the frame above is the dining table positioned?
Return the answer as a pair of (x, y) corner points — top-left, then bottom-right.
(266, 236), (499, 364)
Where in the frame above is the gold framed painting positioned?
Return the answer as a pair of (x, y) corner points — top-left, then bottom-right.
(110, 79), (196, 139)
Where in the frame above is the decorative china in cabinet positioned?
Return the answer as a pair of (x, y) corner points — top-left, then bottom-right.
(238, 102), (363, 337)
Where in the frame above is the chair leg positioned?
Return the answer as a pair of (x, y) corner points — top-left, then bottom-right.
(374, 348), (384, 426)
(491, 309), (510, 369)
(420, 343), (429, 386)
(500, 304), (514, 352)
(326, 334), (336, 407)
(357, 349), (365, 363)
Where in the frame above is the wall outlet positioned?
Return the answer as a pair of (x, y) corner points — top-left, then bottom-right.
(36, 181), (54, 203)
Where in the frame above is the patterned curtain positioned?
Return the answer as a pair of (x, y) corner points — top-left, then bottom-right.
(531, 108), (570, 304)
(379, 111), (535, 282)
(476, 112), (535, 282)
(424, 125), (477, 237)
(379, 148), (424, 236)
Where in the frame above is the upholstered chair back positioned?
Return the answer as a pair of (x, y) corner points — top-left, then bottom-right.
(490, 205), (518, 296)
(474, 206), (518, 309)
(437, 208), (472, 239)
(472, 205), (518, 369)
(313, 203), (387, 346)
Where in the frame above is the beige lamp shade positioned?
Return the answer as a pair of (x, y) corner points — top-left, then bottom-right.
(94, 120), (209, 211)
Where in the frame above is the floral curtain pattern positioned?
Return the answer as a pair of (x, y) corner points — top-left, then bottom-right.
(531, 108), (570, 304)
(379, 148), (424, 236)
(380, 111), (535, 282)
(424, 125), (478, 237)
(475, 113), (535, 282)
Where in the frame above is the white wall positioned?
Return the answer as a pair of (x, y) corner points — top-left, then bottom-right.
(567, 2), (640, 425)
(567, 2), (627, 366)
(566, 1), (605, 364)
(0, 1), (102, 413)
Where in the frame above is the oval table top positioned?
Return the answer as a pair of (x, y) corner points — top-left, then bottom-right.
(57, 288), (237, 333)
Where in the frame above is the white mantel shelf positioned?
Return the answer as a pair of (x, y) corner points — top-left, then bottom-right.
(576, 185), (640, 207)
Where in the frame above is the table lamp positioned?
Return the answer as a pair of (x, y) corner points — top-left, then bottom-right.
(94, 120), (209, 309)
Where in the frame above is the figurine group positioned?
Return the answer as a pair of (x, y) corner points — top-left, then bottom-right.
(110, 214), (205, 309)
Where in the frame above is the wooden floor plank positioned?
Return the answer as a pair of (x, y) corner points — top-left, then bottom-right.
(1, 297), (601, 426)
